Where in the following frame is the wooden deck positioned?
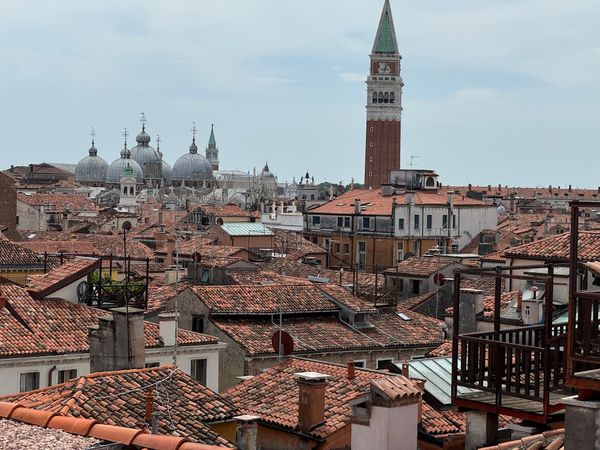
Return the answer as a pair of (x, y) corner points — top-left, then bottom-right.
(457, 389), (572, 416)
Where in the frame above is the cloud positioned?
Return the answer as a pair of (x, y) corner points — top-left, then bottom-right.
(339, 72), (365, 82)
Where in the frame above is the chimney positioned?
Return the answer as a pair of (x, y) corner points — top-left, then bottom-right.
(165, 238), (176, 267)
(88, 307), (145, 372)
(235, 415), (259, 450)
(569, 184), (572, 192)
(516, 290), (523, 312)
(295, 372), (330, 433)
(458, 288), (484, 334)
(62, 211), (69, 232)
(402, 362), (410, 377)
(347, 360), (356, 380)
(468, 183), (472, 192)
(487, 184), (491, 192)
(354, 198), (361, 215)
(158, 312), (177, 347)
(563, 396), (600, 449)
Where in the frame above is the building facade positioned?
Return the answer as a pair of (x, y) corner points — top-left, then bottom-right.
(364, 0), (403, 189)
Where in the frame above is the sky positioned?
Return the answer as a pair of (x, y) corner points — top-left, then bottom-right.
(0, 0), (599, 187)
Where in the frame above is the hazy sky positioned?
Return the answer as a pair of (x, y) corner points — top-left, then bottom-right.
(1, 0), (599, 187)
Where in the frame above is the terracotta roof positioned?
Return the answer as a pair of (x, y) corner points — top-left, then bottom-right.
(425, 341), (454, 358)
(17, 232), (154, 259)
(211, 308), (443, 356)
(0, 284), (216, 358)
(370, 376), (421, 399)
(0, 366), (237, 447)
(226, 270), (313, 286)
(308, 188), (486, 217)
(399, 292), (436, 310)
(146, 283), (191, 314)
(191, 284), (341, 315)
(315, 283), (378, 313)
(0, 236), (44, 267)
(19, 240), (98, 256)
(223, 357), (410, 440)
(194, 203), (256, 218)
(503, 231), (600, 262)
(17, 193), (97, 212)
(480, 428), (565, 450)
(452, 183), (600, 200)
(385, 256), (458, 278)
(26, 258), (99, 299)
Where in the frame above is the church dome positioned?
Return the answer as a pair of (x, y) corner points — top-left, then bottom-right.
(161, 159), (173, 186)
(130, 124), (163, 183)
(172, 137), (213, 185)
(106, 144), (143, 184)
(75, 141), (108, 185)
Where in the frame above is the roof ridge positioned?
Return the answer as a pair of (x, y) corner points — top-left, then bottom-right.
(85, 364), (177, 379)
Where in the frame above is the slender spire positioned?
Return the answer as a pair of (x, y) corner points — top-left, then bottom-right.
(121, 127), (131, 158)
(140, 112), (147, 132)
(89, 127), (97, 156)
(189, 122), (198, 154)
(208, 123), (217, 147)
(372, 0), (399, 55)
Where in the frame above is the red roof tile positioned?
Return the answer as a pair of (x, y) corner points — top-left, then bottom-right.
(26, 258), (99, 299)
(17, 193), (97, 212)
(223, 358), (409, 439)
(384, 256), (458, 278)
(0, 284), (216, 357)
(503, 231), (600, 261)
(0, 366), (236, 447)
(0, 236), (44, 267)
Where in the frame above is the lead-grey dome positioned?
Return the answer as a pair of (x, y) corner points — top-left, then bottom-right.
(106, 145), (144, 184)
(130, 125), (162, 184)
(172, 138), (213, 186)
(75, 141), (109, 185)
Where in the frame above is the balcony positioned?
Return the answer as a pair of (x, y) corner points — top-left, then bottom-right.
(451, 265), (572, 423)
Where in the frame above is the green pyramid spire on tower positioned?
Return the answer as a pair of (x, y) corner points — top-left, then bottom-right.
(372, 0), (399, 54)
(208, 124), (217, 147)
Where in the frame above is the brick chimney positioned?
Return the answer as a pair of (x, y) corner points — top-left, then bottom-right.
(88, 307), (145, 372)
(295, 372), (330, 433)
(347, 360), (355, 380)
(165, 238), (176, 267)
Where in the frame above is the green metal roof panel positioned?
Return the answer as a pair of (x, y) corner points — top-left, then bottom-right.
(373, 10), (397, 54)
(404, 357), (477, 406)
(220, 222), (274, 236)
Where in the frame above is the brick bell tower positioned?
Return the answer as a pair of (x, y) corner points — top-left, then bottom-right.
(364, 0), (403, 189)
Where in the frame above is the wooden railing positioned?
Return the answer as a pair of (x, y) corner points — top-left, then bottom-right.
(569, 291), (600, 377)
(455, 325), (567, 414)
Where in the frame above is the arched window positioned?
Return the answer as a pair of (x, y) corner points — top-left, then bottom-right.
(123, 187), (127, 195)
(390, 92), (395, 103)
(383, 92), (389, 103)
(310, 194), (315, 200)
(129, 186), (134, 195)
(372, 92), (377, 103)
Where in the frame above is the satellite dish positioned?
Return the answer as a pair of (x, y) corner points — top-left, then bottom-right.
(122, 221), (132, 231)
(433, 272), (445, 286)
(272, 330), (294, 356)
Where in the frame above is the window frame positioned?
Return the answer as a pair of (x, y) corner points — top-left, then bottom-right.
(19, 371), (40, 393)
(191, 359), (208, 386)
(414, 214), (420, 230)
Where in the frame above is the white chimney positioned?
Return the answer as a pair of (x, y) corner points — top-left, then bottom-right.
(159, 312), (178, 347)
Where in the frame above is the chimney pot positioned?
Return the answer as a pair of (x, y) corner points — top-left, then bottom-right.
(347, 360), (355, 380)
(159, 312), (178, 347)
(235, 415), (260, 450)
(145, 389), (154, 426)
(517, 290), (523, 312)
(402, 362), (410, 377)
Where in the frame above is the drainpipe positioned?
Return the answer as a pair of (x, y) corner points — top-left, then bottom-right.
(48, 365), (57, 387)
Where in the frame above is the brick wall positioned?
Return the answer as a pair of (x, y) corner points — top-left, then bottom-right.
(0, 173), (16, 231)
(364, 120), (401, 188)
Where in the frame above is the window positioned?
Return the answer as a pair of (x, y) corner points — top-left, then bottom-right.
(390, 92), (395, 103)
(353, 360), (367, 368)
(414, 214), (420, 229)
(362, 217), (371, 229)
(396, 242), (404, 261)
(333, 242), (341, 254)
(383, 92), (389, 103)
(451, 244), (459, 253)
(372, 92), (377, 103)
(453, 214), (457, 229)
(145, 362), (160, 368)
(16, 216), (19, 225)
(343, 243), (350, 254)
(312, 216), (321, 226)
(19, 372), (39, 392)
(129, 186), (134, 195)
(191, 359), (207, 385)
(411, 279), (420, 295)
(426, 215), (432, 230)
(378, 92), (384, 103)
(397, 312), (412, 321)
(376, 358), (393, 370)
(310, 194), (315, 200)
(368, 156), (373, 162)
(398, 218), (404, 229)
(123, 187), (127, 194)
(58, 369), (77, 384)
(201, 270), (210, 283)
(442, 214), (448, 229)
(369, 126), (374, 132)
(192, 315), (205, 333)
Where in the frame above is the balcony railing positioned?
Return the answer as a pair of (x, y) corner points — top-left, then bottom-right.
(451, 264), (571, 423)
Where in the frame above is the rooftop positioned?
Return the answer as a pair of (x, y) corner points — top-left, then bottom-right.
(0, 236), (44, 267)
(26, 257), (98, 299)
(385, 256), (458, 278)
(17, 192), (97, 212)
(503, 231), (600, 261)
(219, 222), (274, 236)
(0, 366), (237, 447)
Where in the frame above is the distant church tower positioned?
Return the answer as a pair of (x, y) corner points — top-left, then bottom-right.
(205, 124), (219, 171)
(118, 162), (138, 213)
(364, 0), (403, 189)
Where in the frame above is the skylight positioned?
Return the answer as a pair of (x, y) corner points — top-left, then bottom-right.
(397, 312), (412, 321)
